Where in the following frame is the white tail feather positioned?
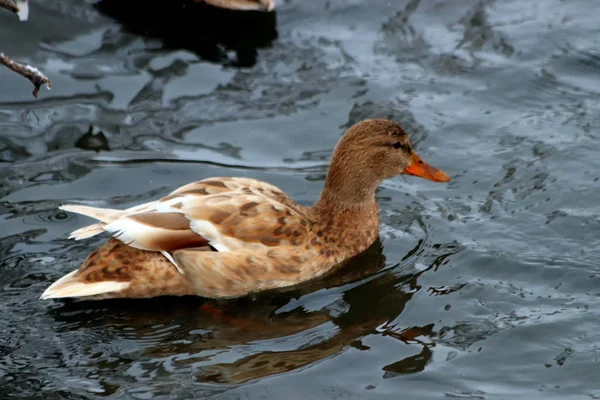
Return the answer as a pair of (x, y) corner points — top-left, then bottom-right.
(59, 205), (124, 224)
(40, 269), (130, 299)
(68, 223), (106, 240)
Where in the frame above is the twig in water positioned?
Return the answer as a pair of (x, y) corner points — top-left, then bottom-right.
(0, 53), (52, 98)
(0, 0), (18, 14)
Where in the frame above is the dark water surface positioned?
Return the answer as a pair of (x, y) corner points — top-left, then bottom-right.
(1, 0), (600, 398)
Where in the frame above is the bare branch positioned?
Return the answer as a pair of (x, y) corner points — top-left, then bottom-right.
(0, 0), (19, 14)
(0, 53), (52, 98)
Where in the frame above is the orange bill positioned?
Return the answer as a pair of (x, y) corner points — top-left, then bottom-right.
(403, 153), (450, 182)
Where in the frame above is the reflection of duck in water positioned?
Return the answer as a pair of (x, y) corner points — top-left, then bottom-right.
(95, 0), (277, 66)
(50, 239), (461, 384)
(42, 119), (450, 301)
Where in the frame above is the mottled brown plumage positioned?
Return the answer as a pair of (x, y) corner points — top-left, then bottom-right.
(76, 239), (197, 299)
(41, 119), (449, 300)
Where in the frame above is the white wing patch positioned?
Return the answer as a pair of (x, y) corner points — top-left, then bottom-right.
(103, 218), (157, 250)
(102, 197), (196, 250)
(187, 219), (231, 252)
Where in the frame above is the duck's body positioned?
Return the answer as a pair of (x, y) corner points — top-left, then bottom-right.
(41, 119), (449, 301)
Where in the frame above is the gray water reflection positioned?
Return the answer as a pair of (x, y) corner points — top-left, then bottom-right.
(2, 0), (600, 399)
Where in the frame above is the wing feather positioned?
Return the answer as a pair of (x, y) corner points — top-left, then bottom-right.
(63, 177), (309, 254)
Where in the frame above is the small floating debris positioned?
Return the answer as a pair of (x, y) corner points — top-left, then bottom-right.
(75, 126), (110, 152)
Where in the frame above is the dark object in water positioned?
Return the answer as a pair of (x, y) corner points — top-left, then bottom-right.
(95, 0), (278, 67)
(75, 126), (110, 152)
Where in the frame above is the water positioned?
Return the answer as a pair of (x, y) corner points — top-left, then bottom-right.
(1, 0), (600, 398)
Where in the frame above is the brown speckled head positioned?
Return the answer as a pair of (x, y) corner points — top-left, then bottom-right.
(318, 119), (450, 205)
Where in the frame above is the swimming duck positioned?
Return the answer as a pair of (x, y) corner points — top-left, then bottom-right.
(198, 0), (275, 12)
(41, 119), (449, 300)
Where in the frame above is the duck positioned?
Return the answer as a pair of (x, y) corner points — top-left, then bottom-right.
(197, 0), (275, 12)
(41, 119), (449, 301)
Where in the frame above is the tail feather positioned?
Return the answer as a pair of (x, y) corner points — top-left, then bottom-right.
(39, 269), (130, 299)
(68, 223), (106, 240)
(59, 205), (124, 224)
(61, 204), (125, 241)
(40, 239), (196, 300)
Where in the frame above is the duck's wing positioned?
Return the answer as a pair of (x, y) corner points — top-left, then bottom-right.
(61, 177), (310, 253)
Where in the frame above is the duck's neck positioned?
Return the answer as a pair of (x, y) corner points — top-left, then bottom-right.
(312, 183), (377, 215)
(306, 153), (382, 256)
(311, 152), (380, 219)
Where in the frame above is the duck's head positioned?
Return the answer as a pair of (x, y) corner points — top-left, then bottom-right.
(322, 119), (449, 203)
(343, 119), (449, 182)
(201, 0), (275, 12)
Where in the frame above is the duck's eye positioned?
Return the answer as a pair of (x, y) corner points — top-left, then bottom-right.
(392, 142), (403, 150)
